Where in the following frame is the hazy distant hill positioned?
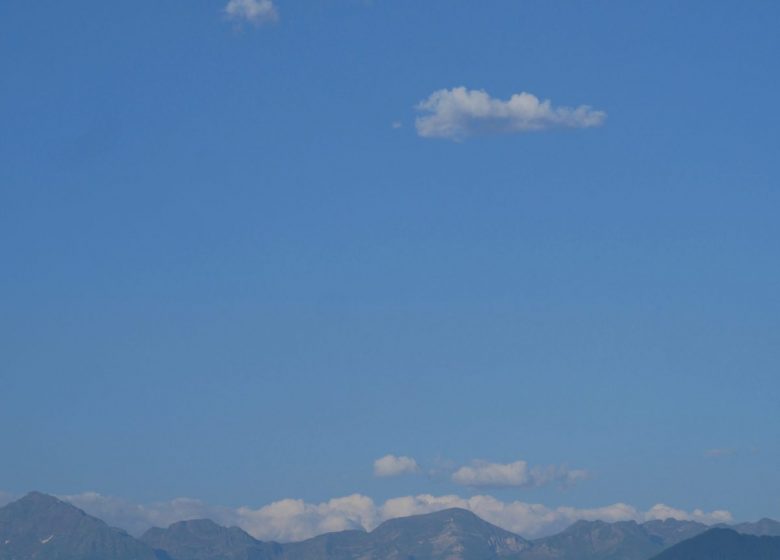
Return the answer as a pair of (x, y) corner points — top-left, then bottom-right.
(640, 519), (709, 546)
(284, 508), (531, 560)
(524, 520), (663, 560)
(521, 518), (709, 560)
(0, 492), (159, 560)
(729, 518), (780, 537)
(280, 530), (366, 560)
(649, 528), (780, 560)
(142, 519), (281, 560)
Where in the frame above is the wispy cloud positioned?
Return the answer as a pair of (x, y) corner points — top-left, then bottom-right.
(415, 87), (605, 140)
(373, 454), (420, 477)
(225, 0), (279, 25)
(705, 448), (738, 458)
(451, 459), (588, 489)
(51, 491), (731, 541)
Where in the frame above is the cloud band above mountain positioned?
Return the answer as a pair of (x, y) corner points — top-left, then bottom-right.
(46, 491), (732, 543)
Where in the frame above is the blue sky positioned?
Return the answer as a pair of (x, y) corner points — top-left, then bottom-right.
(1, 0), (779, 540)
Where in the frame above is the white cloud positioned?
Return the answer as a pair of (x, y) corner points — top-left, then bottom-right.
(645, 503), (733, 525)
(452, 460), (588, 489)
(225, 0), (279, 25)
(47, 491), (731, 542)
(236, 494), (378, 540)
(373, 454), (420, 477)
(415, 87), (605, 140)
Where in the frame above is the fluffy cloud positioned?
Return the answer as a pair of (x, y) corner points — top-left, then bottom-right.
(225, 0), (279, 25)
(452, 460), (588, 489)
(415, 87), (605, 140)
(373, 454), (420, 477)
(645, 503), (733, 524)
(48, 491), (731, 542)
(235, 495), (378, 540)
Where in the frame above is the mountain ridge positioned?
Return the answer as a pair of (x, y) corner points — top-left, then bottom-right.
(649, 528), (780, 560)
(2, 493), (779, 560)
(0, 492), (160, 560)
(142, 518), (281, 560)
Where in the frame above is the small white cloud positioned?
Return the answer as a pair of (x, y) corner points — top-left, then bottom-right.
(415, 87), (605, 141)
(373, 454), (420, 477)
(451, 460), (588, 489)
(391, 121), (403, 129)
(225, 0), (279, 25)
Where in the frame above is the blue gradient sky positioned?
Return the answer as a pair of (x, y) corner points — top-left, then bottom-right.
(1, 0), (779, 526)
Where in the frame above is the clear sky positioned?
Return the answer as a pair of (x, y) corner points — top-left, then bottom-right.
(1, 0), (779, 541)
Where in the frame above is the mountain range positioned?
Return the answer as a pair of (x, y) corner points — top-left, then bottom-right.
(2, 493), (779, 560)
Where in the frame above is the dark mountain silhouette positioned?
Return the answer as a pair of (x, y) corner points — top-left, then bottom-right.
(649, 528), (780, 560)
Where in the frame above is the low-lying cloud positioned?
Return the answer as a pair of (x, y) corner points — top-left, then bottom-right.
(47, 491), (732, 542)
(415, 87), (605, 140)
(451, 460), (588, 489)
(373, 454), (420, 477)
(225, 0), (279, 25)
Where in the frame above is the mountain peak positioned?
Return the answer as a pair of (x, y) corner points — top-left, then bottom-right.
(731, 517), (780, 537)
(368, 507), (530, 559)
(141, 517), (278, 560)
(406, 507), (485, 523)
(23, 490), (53, 499)
(18, 491), (65, 506)
(533, 517), (666, 560)
(384, 507), (496, 525)
(1, 490), (90, 523)
(0, 492), (158, 560)
(562, 518), (641, 533)
(166, 518), (225, 532)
